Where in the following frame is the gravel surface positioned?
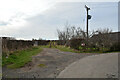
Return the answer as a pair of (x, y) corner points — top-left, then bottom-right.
(2, 48), (99, 78)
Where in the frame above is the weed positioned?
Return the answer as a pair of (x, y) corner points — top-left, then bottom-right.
(2, 46), (43, 68)
(38, 64), (46, 67)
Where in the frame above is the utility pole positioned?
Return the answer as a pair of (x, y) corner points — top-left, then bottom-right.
(85, 5), (91, 46)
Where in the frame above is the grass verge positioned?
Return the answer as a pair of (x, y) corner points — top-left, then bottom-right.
(52, 45), (100, 53)
(55, 45), (79, 53)
(2, 46), (43, 69)
(48, 45), (119, 53)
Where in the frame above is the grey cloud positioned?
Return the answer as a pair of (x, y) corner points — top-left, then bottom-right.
(0, 21), (9, 26)
(0, 2), (118, 40)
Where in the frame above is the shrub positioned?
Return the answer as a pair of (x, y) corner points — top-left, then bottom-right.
(109, 42), (120, 52)
(69, 38), (83, 50)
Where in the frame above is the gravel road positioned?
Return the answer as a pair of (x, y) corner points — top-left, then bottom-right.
(2, 48), (98, 78)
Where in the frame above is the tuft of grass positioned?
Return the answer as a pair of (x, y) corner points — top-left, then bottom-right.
(2, 46), (43, 69)
(38, 64), (46, 67)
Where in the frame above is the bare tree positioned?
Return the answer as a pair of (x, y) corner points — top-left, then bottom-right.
(57, 23), (87, 46)
(57, 24), (113, 51)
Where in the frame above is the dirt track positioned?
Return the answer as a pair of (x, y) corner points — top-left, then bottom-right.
(3, 48), (98, 78)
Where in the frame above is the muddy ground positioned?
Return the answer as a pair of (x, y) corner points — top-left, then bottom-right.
(3, 48), (99, 78)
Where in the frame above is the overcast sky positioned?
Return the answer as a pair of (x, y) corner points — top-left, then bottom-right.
(0, 0), (119, 40)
